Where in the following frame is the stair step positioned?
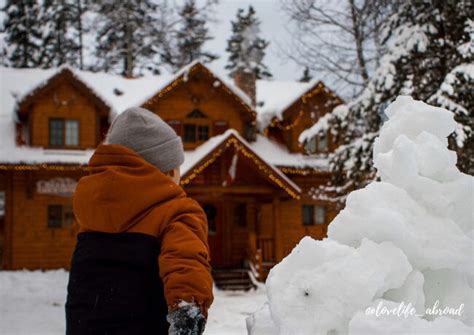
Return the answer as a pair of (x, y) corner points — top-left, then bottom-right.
(212, 269), (256, 291)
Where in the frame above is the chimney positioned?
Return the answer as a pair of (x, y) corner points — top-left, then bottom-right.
(233, 70), (256, 107)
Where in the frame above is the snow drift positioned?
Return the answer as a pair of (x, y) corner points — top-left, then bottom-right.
(247, 96), (474, 334)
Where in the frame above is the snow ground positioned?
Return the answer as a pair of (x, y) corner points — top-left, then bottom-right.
(0, 270), (267, 335)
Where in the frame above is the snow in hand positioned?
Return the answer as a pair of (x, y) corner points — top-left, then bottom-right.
(247, 96), (474, 335)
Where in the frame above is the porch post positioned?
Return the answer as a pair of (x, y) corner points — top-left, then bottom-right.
(273, 197), (282, 262)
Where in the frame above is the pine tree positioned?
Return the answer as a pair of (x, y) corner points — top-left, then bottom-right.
(92, 0), (161, 77)
(161, 0), (217, 72)
(39, 0), (85, 68)
(299, 67), (313, 82)
(304, 0), (473, 204)
(2, 0), (43, 68)
(226, 6), (271, 79)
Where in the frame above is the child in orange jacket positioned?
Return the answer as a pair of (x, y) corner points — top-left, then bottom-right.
(66, 107), (213, 335)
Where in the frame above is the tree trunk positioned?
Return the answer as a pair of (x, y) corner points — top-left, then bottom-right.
(349, 0), (369, 84)
(76, 0), (84, 70)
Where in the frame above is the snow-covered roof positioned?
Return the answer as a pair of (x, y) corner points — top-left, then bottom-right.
(251, 135), (329, 170)
(256, 80), (317, 130)
(0, 65), (329, 172)
(1, 62), (254, 121)
(181, 129), (302, 198)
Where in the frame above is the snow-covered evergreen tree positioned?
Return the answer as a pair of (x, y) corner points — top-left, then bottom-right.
(92, 0), (161, 77)
(161, 0), (217, 72)
(2, 0), (42, 68)
(303, 0), (473, 204)
(39, 0), (85, 68)
(299, 67), (313, 83)
(226, 5), (271, 79)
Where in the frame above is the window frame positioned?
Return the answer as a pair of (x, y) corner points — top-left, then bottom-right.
(47, 205), (63, 228)
(48, 117), (80, 149)
(302, 204), (327, 226)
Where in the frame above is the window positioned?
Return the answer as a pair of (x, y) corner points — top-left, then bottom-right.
(304, 131), (328, 154)
(184, 124), (197, 143)
(197, 125), (209, 141)
(302, 205), (326, 225)
(48, 205), (63, 228)
(47, 205), (74, 228)
(48, 118), (80, 147)
(65, 120), (79, 146)
(203, 204), (217, 235)
(317, 132), (328, 152)
(0, 191), (5, 218)
(49, 119), (64, 146)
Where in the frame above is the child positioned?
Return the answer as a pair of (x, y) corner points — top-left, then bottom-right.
(66, 107), (213, 334)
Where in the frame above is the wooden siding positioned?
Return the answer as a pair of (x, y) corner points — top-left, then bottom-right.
(29, 79), (100, 149)
(6, 171), (83, 269)
(144, 71), (249, 150)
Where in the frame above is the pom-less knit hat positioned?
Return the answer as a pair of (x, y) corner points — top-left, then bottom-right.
(106, 107), (184, 173)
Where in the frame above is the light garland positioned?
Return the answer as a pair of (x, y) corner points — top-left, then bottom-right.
(279, 167), (320, 175)
(0, 164), (89, 171)
(143, 65), (256, 119)
(181, 137), (300, 199)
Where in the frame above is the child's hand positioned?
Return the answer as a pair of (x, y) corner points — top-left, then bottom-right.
(167, 303), (206, 335)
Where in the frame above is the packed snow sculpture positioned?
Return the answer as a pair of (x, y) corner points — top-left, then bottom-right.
(247, 96), (474, 335)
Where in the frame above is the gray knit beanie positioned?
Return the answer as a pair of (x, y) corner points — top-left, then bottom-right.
(106, 107), (184, 173)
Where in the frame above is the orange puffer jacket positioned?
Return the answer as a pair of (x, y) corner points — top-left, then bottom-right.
(72, 144), (214, 317)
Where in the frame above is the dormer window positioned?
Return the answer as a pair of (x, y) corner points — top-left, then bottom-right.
(304, 131), (328, 154)
(49, 118), (79, 148)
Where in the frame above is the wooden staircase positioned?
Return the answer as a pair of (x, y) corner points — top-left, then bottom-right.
(212, 269), (256, 291)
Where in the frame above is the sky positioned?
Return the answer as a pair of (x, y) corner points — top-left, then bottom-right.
(202, 0), (303, 82)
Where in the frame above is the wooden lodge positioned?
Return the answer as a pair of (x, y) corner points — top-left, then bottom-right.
(0, 62), (343, 285)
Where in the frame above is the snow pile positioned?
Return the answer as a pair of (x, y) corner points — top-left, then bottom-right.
(247, 96), (474, 334)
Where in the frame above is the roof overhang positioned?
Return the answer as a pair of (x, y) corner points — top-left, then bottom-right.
(181, 129), (301, 199)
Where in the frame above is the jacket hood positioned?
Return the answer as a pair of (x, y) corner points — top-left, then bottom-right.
(73, 144), (185, 233)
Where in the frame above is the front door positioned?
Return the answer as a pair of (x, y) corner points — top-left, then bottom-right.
(202, 202), (225, 267)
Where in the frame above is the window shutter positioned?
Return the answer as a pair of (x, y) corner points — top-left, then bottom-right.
(167, 120), (183, 136)
(213, 120), (228, 135)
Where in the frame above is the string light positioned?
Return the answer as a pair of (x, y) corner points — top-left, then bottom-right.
(180, 137), (301, 199)
(0, 164), (89, 171)
(143, 64), (256, 119)
(279, 167), (321, 175)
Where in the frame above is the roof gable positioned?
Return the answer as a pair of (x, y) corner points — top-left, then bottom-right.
(181, 129), (301, 199)
(256, 80), (344, 130)
(16, 67), (111, 119)
(142, 62), (256, 120)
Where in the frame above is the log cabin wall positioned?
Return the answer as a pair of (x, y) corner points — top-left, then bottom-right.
(145, 71), (249, 150)
(6, 170), (83, 269)
(267, 90), (342, 154)
(29, 78), (100, 149)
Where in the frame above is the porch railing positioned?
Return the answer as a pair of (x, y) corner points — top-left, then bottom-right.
(247, 233), (275, 281)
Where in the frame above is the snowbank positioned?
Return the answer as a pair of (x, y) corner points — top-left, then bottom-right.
(247, 96), (474, 334)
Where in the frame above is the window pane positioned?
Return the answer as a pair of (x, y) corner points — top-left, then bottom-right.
(49, 119), (64, 146)
(65, 120), (79, 146)
(198, 125), (209, 141)
(203, 204), (217, 235)
(314, 206), (326, 224)
(184, 124), (196, 142)
(0, 191), (5, 218)
(63, 205), (74, 226)
(302, 205), (314, 225)
(48, 205), (63, 228)
(304, 137), (317, 153)
(317, 132), (328, 152)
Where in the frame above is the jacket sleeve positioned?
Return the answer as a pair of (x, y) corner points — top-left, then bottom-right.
(158, 197), (214, 317)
